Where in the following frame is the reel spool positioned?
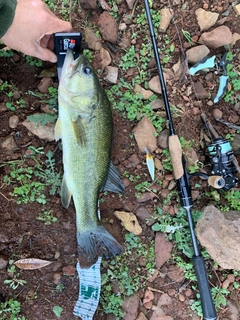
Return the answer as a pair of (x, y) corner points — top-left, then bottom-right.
(207, 137), (238, 191)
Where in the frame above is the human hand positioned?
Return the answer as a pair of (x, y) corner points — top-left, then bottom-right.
(0, 0), (72, 62)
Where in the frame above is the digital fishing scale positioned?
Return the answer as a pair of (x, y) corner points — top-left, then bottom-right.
(54, 32), (82, 79)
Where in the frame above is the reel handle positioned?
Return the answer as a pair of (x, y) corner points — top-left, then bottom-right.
(208, 175), (225, 189)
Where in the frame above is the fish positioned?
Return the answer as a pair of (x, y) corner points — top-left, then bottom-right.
(55, 50), (124, 267)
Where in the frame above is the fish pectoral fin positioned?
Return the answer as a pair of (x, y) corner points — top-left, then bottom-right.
(54, 118), (62, 141)
(102, 162), (125, 194)
(72, 117), (86, 146)
(61, 176), (72, 208)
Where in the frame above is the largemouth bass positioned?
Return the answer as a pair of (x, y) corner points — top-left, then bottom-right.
(55, 50), (124, 267)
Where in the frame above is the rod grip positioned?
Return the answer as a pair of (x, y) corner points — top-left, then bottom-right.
(193, 255), (217, 320)
(169, 135), (184, 180)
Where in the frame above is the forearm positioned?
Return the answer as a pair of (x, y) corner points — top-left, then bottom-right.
(0, 0), (17, 38)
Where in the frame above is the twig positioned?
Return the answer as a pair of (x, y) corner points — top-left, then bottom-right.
(147, 286), (164, 293)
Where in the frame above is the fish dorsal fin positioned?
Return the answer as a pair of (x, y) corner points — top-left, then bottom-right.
(72, 116), (87, 146)
(61, 176), (72, 208)
(54, 119), (62, 141)
(102, 162), (125, 194)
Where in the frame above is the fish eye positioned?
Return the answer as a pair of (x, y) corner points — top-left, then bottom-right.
(83, 67), (92, 75)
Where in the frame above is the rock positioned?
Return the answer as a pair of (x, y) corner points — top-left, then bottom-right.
(196, 205), (240, 269)
(0, 135), (18, 155)
(136, 192), (154, 203)
(125, 0), (135, 9)
(62, 265), (75, 276)
(150, 293), (173, 320)
(212, 108), (222, 119)
(132, 116), (157, 153)
(0, 102), (7, 111)
(79, 0), (97, 9)
(0, 254), (8, 269)
(195, 8), (219, 31)
(186, 45), (210, 64)
(194, 81), (209, 99)
(167, 265), (184, 282)
(185, 147), (198, 168)
(52, 272), (61, 285)
(40, 104), (55, 114)
(155, 158), (163, 171)
(39, 66), (57, 78)
(122, 295), (140, 320)
(148, 76), (162, 94)
(136, 312), (148, 320)
(158, 129), (169, 149)
(119, 22), (127, 31)
(149, 99), (165, 110)
(231, 134), (240, 155)
(9, 115), (19, 128)
(159, 8), (172, 33)
(113, 211), (142, 235)
(126, 154), (141, 168)
(103, 66), (118, 84)
(85, 27), (102, 51)
(38, 77), (53, 94)
(135, 207), (155, 226)
(232, 32), (240, 45)
(98, 12), (118, 44)
(143, 289), (154, 305)
(13, 90), (21, 100)
(233, 4), (240, 15)
(227, 300), (240, 320)
(154, 232), (173, 268)
(133, 84), (153, 100)
(199, 26), (232, 49)
(22, 115), (55, 141)
(99, 48), (111, 66)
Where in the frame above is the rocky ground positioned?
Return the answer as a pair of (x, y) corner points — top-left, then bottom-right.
(0, 0), (240, 320)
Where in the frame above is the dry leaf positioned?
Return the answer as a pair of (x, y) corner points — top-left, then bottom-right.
(114, 211), (142, 235)
(14, 258), (53, 270)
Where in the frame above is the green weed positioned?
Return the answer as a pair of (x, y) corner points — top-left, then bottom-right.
(224, 52), (240, 104)
(25, 56), (43, 67)
(0, 46), (14, 57)
(182, 29), (193, 45)
(27, 86), (58, 125)
(0, 298), (26, 320)
(119, 46), (138, 71)
(37, 209), (58, 225)
(223, 190), (240, 210)
(152, 207), (203, 258)
(4, 265), (27, 291)
(100, 233), (155, 318)
(3, 150), (61, 204)
(107, 79), (165, 129)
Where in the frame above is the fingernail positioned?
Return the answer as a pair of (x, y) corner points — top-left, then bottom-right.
(50, 57), (57, 63)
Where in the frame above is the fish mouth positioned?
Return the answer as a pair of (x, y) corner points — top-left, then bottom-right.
(63, 50), (90, 77)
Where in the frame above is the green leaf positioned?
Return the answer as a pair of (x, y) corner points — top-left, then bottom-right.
(53, 305), (63, 318)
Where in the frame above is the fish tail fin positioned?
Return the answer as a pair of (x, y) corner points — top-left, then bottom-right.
(77, 226), (123, 267)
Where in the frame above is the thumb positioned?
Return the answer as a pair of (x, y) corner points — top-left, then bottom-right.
(36, 45), (57, 63)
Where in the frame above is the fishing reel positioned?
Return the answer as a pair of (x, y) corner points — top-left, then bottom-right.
(206, 137), (238, 191)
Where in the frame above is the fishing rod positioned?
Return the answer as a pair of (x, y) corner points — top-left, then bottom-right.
(143, 1), (217, 319)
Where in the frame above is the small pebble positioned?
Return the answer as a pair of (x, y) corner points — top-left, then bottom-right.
(178, 293), (185, 302)
(212, 108), (223, 119)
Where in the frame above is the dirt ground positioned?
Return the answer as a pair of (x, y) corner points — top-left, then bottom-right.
(0, 1), (240, 320)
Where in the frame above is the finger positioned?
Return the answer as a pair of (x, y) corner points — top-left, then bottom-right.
(46, 18), (72, 35)
(40, 35), (52, 48)
(35, 45), (57, 63)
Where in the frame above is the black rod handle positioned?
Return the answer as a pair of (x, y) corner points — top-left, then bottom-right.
(193, 255), (217, 320)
